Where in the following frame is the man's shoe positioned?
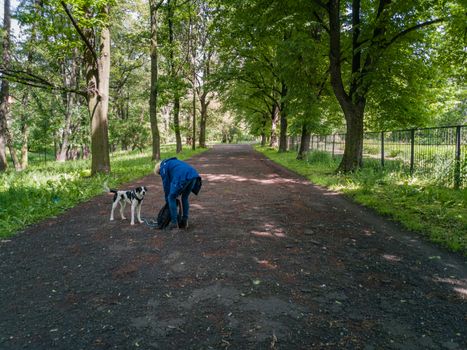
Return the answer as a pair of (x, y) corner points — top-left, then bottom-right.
(179, 218), (188, 229)
(167, 222), (179, 230)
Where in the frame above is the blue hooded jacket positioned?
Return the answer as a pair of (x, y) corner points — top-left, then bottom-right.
(159, 157), (201, 200)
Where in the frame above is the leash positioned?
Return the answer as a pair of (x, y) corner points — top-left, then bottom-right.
(141, 217), (159, 229)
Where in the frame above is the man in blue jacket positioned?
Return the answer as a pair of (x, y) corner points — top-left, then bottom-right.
(154, 157), (202, 230)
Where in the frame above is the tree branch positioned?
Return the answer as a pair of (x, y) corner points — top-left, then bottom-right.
(310, 0), (329, 11)
(60, 1), (98, 65)
(0, 68), (86, 96)
(382, 18), (445, 49)
(328, 0), (350, 104)
(313, 11), (330, 34)
(150, 0), (165, 11)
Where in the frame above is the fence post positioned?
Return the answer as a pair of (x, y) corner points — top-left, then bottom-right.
(454, 125), (461, 189)
(381, 131), (385, 168)
(311, 135), (314, 150)
(332, 134), (335, 158)
(410, 129), (415, 175)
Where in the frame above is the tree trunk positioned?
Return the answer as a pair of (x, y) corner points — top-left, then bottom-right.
(0, 0), (11, 171)
(260, 115), (267, 146)
(149, 0), (162, 161)
(167, 0), (182, 153)
(19, 96), (30, 169)
(0, 0), (20, 171)
(173, 95), (182, 153)
(17, 0), (43, 169)
(339, 104), (364, 170)
(83, 8), (111, 175)
(328, 0), (365, 172)
(278, 81), (288, 152)
(191, 84), (196, 150)
(198, 91), (209, 148)
(297, 123), (311, 160)
(190, 13), (197, 151)
(57, 50), (79, 162)
(269, 103), (279, 148)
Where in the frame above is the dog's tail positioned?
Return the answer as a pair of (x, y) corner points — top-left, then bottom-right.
(103, 181), (117, 194)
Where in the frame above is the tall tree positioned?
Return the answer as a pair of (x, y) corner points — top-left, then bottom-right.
(57, 48), (80, 161)
(61, 1), (112, 175)
(0, 0), (11, 171)
(149, 0), (163, 160)
(0, 0), (21, 171)
(195, 0), (215, 149)
(322, 0), (446, 172)
(166, 0), (183, 153)
(189, 4), (197, 150)
(17, 0), (43, 168)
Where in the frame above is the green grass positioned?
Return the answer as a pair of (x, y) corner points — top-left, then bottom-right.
(0, 146), (207, 238)
(256, 146), (467, 255)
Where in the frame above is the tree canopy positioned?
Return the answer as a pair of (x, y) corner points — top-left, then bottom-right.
(0, 0), (465, 173)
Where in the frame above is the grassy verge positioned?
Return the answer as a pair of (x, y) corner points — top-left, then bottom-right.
(0, 146), (207, 238)
(256, 146), (467, 255)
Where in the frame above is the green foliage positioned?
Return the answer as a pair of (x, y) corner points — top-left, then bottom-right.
(256, 146), (467, 255)
(389, 149), (403, 158)
(306, 150), (335, 165)
(0, 146), (207, 238)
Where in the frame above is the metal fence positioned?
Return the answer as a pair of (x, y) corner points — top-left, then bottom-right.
(288, 125), (467, 189)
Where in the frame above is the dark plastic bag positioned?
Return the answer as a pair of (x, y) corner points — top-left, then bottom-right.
(143, 199), (182, 229)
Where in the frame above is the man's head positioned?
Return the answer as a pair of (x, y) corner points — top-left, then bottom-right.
(154, 162), (161, 175)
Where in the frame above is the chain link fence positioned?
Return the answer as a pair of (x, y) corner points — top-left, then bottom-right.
(288, 125), (466, 189)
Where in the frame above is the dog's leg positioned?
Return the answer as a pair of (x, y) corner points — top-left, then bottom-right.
(120, 201), (127, 220)
(130, 201), (137, 225)
(110, 200), (119, 221)
(137, 202), (143, 223)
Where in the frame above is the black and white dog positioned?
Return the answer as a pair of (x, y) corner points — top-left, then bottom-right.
(105, 183), (148, 225)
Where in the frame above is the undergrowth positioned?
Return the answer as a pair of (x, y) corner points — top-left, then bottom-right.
(0, 146), (206, 238)
(256, 146), (467, 255)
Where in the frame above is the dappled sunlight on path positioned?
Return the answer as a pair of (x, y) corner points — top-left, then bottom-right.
(203, 172), (309, 186)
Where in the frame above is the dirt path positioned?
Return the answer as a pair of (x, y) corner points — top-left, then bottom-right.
(1, 144), (466, 350)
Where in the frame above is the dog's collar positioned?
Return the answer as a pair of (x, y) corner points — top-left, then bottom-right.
(131, 191), (144, 203)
